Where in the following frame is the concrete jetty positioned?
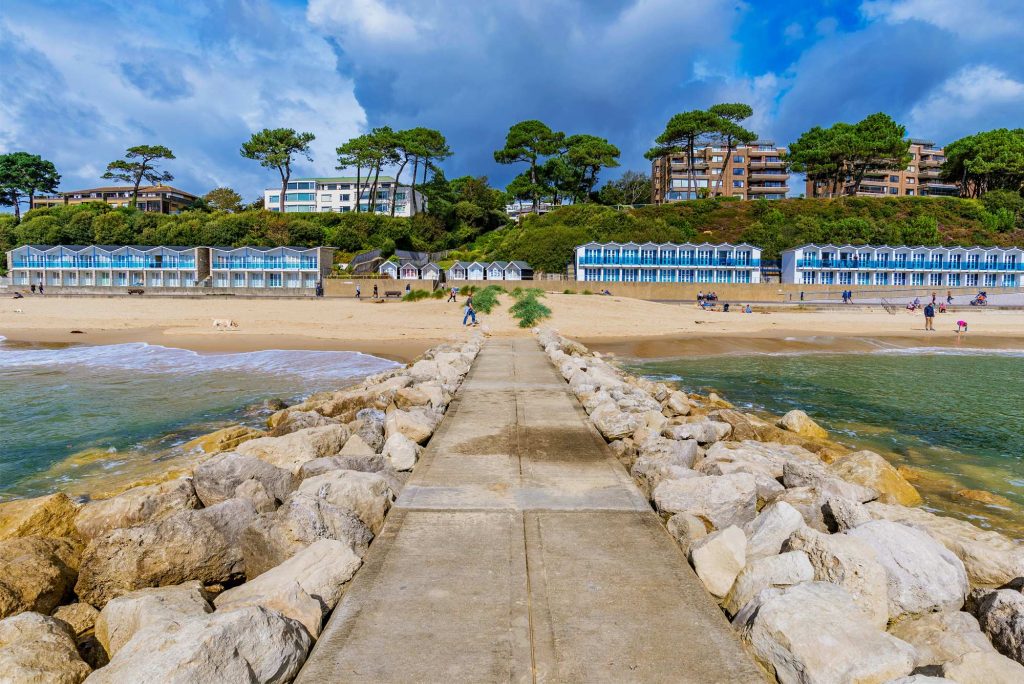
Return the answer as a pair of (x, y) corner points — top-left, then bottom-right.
(297, 338), (762, 683)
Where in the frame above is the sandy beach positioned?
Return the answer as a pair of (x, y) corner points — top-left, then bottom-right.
(3, 292), (1024, 358)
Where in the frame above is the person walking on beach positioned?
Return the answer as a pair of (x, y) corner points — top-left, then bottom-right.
(931, 291), (937, 306)
(38, 280), (44, 295)
(355, 284), (361, 299)
(405, 283), (411, 294)
(924, 301), (935, 331)
(30, 283), (36, 294)
(447, 287), (457, 302)
(372, 283), (378, 299)
(947, 290), (953, 305)
(463, 295), (477, 326)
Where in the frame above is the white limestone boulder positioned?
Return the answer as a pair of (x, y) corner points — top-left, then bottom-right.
(776, 409), (828, 440)
(75, 477), (200, 541)
(236, 425), (351, 473)
(737, 582), (916, 684)
(87, 606), (311, 684)
(889, 611), (997, 670)
(743, 501), (805, 561)
(847, 520), (969, 620)
(782, 460), (877, 503)
(831, 450), (922, 506)
(214, 539), (362, 638)
(0, 612), (91, 684)
(384, 408), (437, 445)
(941, 651), (1024, 683)
(193, 452), (297, 509)
(722, 550), (814, 617)
(866, 502), (1024, 588)
(688, 525), (746, 598)
(666, 513), (708, 554)
(95, 581), (212, 656)
(661, 419), (731, 445)
(653, 473), (758, 530)
(75, 499), (257, 608)
(665, 391), (692, 416)
(381, 432), (420, 471)
(297, 470), (392, 535)
(784, 526), (890, 629)
(589, 402), (644, 441)
(241, 493), (373, 578)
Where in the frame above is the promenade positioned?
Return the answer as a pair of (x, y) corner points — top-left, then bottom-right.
(297, 338), (762, 683)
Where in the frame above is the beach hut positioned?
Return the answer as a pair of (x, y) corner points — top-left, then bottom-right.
(466, 262), (486, 281)
(503, 261), (532, 280)
(400, 262), (421, 280)
(447, 262), (469, 280)
(379, 261), (399, 279)
(486, 261), (508, 281)
(420, 263), (441, 281)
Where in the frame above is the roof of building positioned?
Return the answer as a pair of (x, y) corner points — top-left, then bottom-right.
(53, 185), (197, 197)
(508, 261), (531, 269)
(20, 244), (198, 253)
(488, 261), (509, 269)
(286, 176), (397, 183)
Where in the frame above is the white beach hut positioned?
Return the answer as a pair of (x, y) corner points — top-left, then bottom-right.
(379, 261), (399, 279)
(466, 262), (486, 281)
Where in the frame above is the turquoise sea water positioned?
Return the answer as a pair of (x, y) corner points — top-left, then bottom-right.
(626, 348), (1024, 536)
(0, 337), (397, 501)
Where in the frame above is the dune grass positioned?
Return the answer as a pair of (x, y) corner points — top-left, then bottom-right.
(509, 288), (552, 328)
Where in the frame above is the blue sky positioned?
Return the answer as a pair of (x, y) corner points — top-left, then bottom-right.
(2, 0), (1023, 203)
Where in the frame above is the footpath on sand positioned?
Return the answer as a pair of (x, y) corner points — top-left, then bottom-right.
(298, 337), (761, 683)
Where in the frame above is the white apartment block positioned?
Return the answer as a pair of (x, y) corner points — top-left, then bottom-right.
(574, 242), (762, 283)
(781, 244), (1023, 288)
(264, 176), (426, 216)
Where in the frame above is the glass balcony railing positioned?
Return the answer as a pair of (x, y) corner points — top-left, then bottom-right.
(796, 259), (1022, 271)
(212, 259), (318, 270)
(578, 257), (761, 268)
(12, 259), (197, 269)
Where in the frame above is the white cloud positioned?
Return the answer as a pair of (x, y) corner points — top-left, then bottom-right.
(861, 0), (1023, 39)
(0, 1), (367, 200)
(908, 64), (1024, 133)
(307, 0), (420, 44)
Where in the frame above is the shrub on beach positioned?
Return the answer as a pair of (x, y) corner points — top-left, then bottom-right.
(402, 289), (431, 302)
(471, 285), (504, 314)
(509, 289), (551, 328)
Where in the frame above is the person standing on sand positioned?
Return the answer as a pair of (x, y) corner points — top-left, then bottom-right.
(931, 292), (937, 305)
(372, 284), (378, 299)
(447, 287), (457, 302)
(463, 295), (477, 326)
(947, 290), (953, 305)
(924, 302), (935, 331)
(355, 284), (361, 299)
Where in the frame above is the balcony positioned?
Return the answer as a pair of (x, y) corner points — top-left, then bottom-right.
(212, 259), (318, 271)
(579, 257), (761, 268)
(795, 259), (1023, 272)
(12, 259), (197, 270)
(748, 160), (785, 169)
(748, 185), (789, 193)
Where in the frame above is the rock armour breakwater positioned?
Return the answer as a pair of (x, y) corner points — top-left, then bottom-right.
(537, 327), (1024, 683)
(0, 333), (482, 682)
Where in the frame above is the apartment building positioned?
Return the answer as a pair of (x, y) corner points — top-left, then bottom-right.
(781, 244), (1022, 288)
(264, 176), (426, 216)
(575, 242), (762, 283)
(805, 139), (960, 198)
(6, 245), (334, 290)
(651, 141), (789, 203)
(31, 186), (198, 213)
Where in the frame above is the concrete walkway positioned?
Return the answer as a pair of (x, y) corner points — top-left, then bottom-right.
(297, 338), (762, 683)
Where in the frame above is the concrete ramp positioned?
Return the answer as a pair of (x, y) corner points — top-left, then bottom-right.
(297, 338), (762, 683)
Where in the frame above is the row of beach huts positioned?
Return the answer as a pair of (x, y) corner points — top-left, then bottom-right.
(378, 260), (533, 282)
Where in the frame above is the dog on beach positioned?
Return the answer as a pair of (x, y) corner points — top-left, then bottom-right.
(212, 318), (238, 330)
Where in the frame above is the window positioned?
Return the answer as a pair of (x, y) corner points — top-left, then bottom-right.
(320, 194), (331, 202)
(889, 187), (899, 195)
(395, 192), (407, 200)
(802, 272), (816, 284)
(906, 178), (914, 184)
(286, 181), (314, 190)
(839, 272), (852, 285)
(733, 155), (744, 163)
(893, 273), (906, 286)
(984, 274), (997, 287)
(948, 273), (961, 287)
(285, 192), (315, 201)
(929, 273), (942, 286)
(712, 156), (723, 162)
(733, 168), (744, 175)
(966, 273), (979, 287)
(890, 175), (899, 182)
